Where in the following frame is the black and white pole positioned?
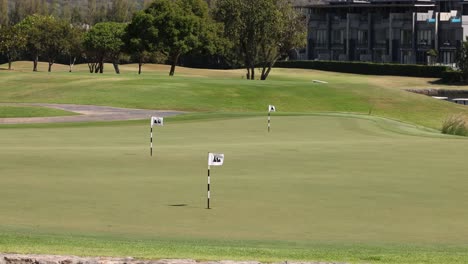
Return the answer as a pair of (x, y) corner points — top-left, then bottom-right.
(150, 116), (164, 157)
(268, 105), (276, 132)
(207, 153), (224, 209)
(150, 125), (153, 156)
(207, 164), (211, 209)
(268, 112), (271, 133)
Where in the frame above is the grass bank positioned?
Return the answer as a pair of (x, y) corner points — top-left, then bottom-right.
(2, 62), (468, 129)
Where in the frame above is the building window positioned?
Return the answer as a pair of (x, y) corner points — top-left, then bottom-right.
(374, 29), (387, 45)
(418, 30), (432, 45)
(358, 30), (368, 45)
(316, 30), (327, 47)
(440, 29), (456, 46)
(402, 51), (413, 64)
(332, 30), (344, 44)
(401, 30), (412, 45)
(442, 51), (455, 65)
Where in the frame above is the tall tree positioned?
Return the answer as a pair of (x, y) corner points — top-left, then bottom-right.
(17, 14), (70, 72)
(87, 0), (97, 25)
(83, 22), (125, 74)
(123, 11), (159, 74)
(109, 0), (134, 22)
(456, 38), (468, 82)
(17, 14), (47, 71)
(65, 26), (85, 72)
(0, 0), (8, 25)
(62, 0), (72, 22)
(215, 0), (306, 80)
(143, 0), (217, 76)
(257, 0), (306, 80)
(0, 25), (27, 70)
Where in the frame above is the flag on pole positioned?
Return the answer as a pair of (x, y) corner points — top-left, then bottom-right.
(151, 117), (164, 127)
(268, 105), (276, 112)
(208, 153), (224, 166)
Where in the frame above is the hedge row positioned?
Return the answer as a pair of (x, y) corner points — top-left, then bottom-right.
(441, 70), (464, 83)
(274, 60), (450, 78)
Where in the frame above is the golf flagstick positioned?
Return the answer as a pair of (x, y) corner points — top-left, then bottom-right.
(268, 105), (276, 132)
(207, 153), (224, 209)
(150, 117), (164, 156)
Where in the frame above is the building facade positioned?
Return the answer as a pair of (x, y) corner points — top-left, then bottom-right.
(301, 0), (468, 65)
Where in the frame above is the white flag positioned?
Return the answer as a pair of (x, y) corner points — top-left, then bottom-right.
(268, 105), (276, 112)
(208, 153), (224, 166)
(151, 117), (164, 127)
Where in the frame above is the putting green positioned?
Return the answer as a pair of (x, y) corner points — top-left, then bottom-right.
(1, 115), (468, 248)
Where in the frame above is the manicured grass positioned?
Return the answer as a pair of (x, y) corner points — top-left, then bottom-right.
(0, 105), (76, 118)
(1, 115), (468, 263)
(2, 62), (468, 129)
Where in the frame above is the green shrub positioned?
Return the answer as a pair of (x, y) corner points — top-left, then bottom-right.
(442, 114), (468, 136)
(441, 70), (464, 83)
(274, 60), (449, 78)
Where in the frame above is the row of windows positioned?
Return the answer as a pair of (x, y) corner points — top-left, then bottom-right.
(315, 29), (456, 46)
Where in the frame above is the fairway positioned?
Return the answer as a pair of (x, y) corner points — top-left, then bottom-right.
(3, 62), (468, 129)
(1, 115), (468, 262)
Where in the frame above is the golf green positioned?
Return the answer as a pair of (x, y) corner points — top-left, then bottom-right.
(1, 115), (467, 246)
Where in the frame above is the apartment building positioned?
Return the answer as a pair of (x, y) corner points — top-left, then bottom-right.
(300, 0), (468, 65)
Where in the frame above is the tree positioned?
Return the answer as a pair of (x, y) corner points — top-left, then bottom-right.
(87, 0), (97, 25)
(456, 38), (468, 82)
(0, 0), (8, 26)
(42, 19), (72, 72)
(143, 0), (216, 76)
(0, 25), (27, 70)
(17, 14), (47, 72)
(257, 0), (306, 80)
(65, 26), (85, 72)
(215, 0), (306, 80)
(17, 14), (70, 72)
(123, 11), (159, 74)
(108, 0), (135, 22)
(83, 22), (126, 74)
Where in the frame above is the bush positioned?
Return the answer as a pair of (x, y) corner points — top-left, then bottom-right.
(274, 60), (450, 78)
(442, 114), (468, 136)
(441, 70), (464, 83)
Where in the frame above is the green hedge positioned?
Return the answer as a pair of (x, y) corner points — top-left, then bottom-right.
(441, 70), (464, 83)
(274, 60), (450, 78)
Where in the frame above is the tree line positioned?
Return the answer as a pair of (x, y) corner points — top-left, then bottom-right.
(0, 0), (306, 80)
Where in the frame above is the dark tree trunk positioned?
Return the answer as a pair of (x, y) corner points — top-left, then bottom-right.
(48, 59), (54, 72)
(260, 58), (278, 81)
(169, 53), (180, 76)
(8, 60), (12, 70)
(246, 67), (250, 80)
(98, 59), (104, 74)
(69, 56), (76, 72)
(113, 62), (120, 74)
(138, 61), (142, 75)
(250, 66), (255, 80)
(33, 54), (38, 72)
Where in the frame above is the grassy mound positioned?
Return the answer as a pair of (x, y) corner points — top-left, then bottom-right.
(2, 61), (468, 129)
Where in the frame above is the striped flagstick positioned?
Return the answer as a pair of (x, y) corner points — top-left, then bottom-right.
(268, 105), (276, 132)
(268, 112), (271, 132)
(150, 117), (164, 157)
(207, 153), (224, 209)
(150, 126), (153, 156)
(207, 164), (211, 209)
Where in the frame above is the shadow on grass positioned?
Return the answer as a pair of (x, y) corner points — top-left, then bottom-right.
(429, 79), (468, 86)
